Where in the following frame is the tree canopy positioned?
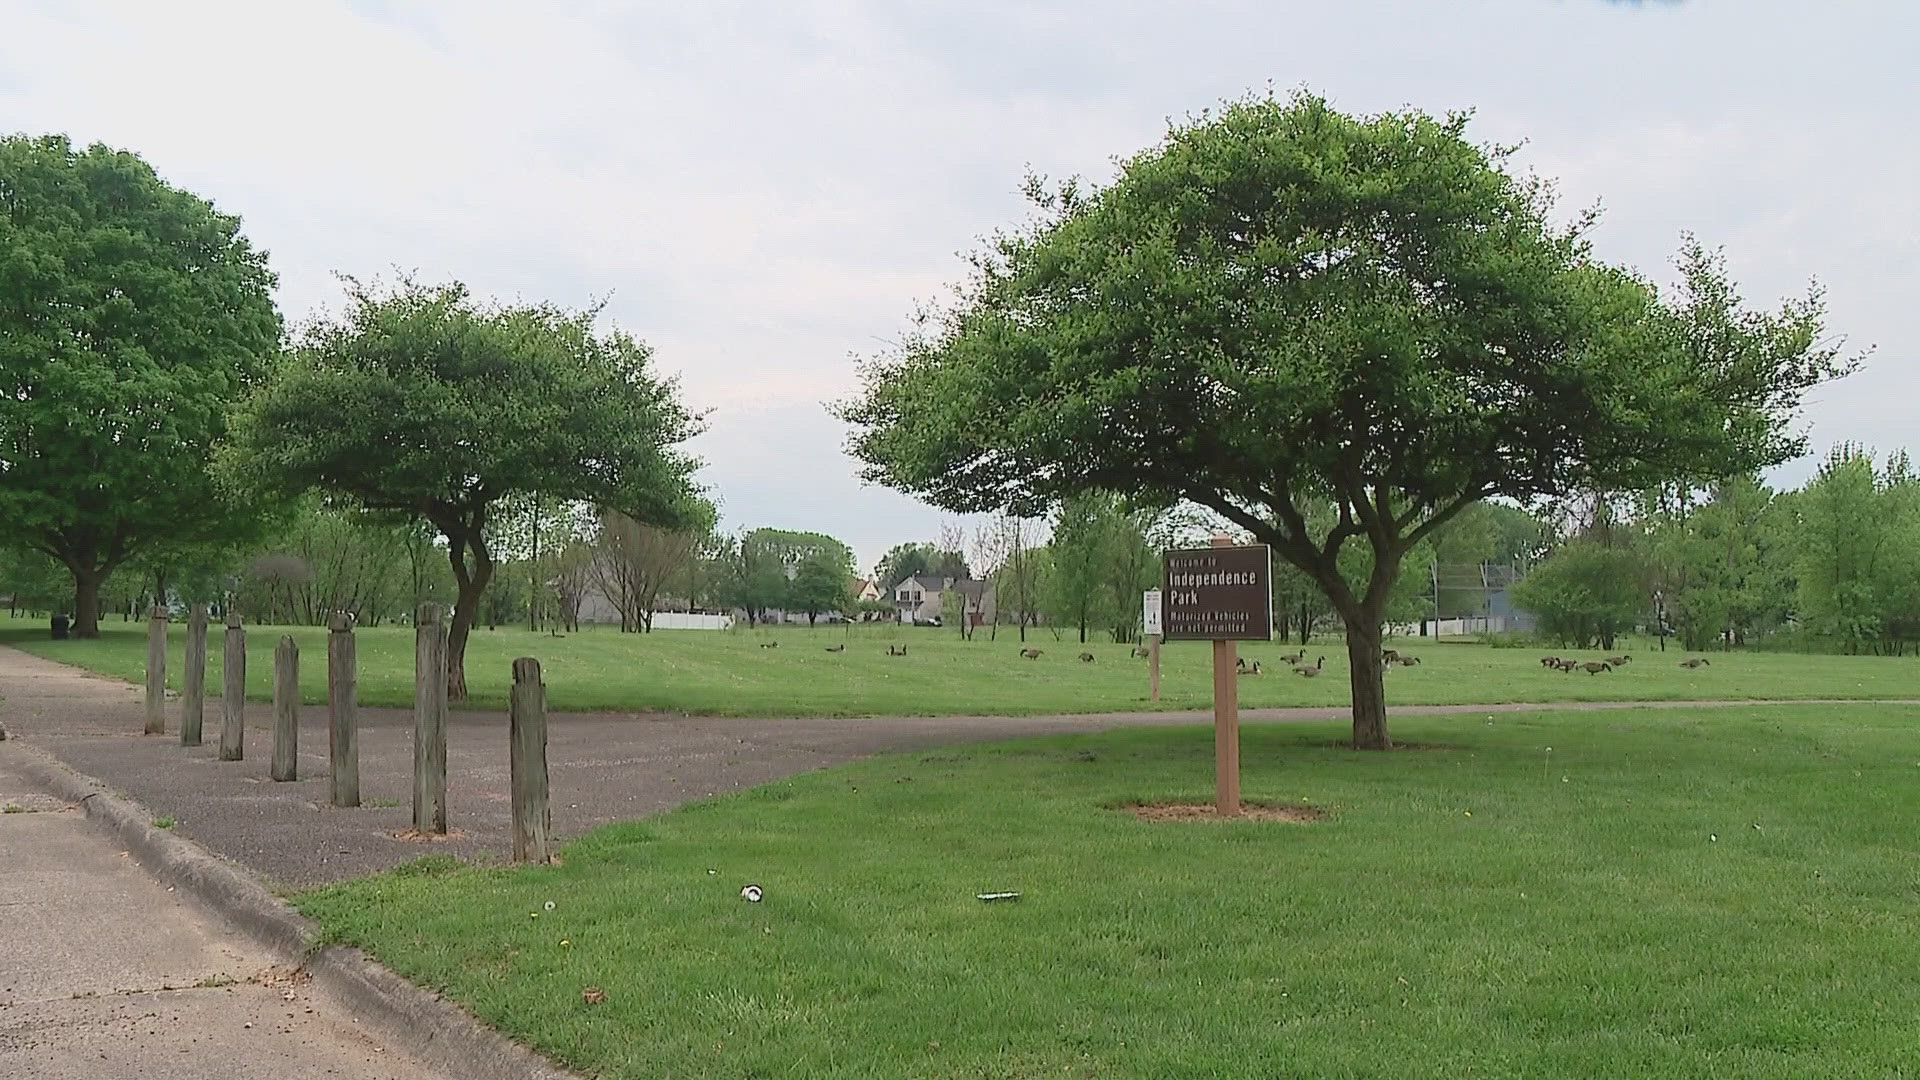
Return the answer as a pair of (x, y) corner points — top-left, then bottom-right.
(0, 135), (282, 635)
(841, 92), (1850, 748)
(222, 277), (702, 697)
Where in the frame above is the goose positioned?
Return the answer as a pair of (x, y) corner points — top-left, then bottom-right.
(1079, 652), (1096, 663)
(1239, 660), (1263, 676)
(1678, 657), (1710, 668)
(759, 641), (779, 649)
(1294, 656), (1327, 677)
(1581, 661), (1611, 674)
(1540, 656), (1563, 668)
(1605, 654), (1632, 667)
(825, 643), (846, 653)
(1020, 648), (1043, 660)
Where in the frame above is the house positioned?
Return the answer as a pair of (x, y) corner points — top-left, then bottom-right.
(892, 575), (996, 626)
(854, 578), (882, 604)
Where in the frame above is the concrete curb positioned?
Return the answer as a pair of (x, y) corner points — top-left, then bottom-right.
(7, 740), (580, 1080)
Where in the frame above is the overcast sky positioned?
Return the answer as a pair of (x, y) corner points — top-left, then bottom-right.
(3, 1), (1911, 573)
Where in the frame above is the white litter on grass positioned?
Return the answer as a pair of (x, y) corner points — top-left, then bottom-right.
(741, 884), (763, 903)
(976, 892), (1021, 902)
(544, 900), (556, 912)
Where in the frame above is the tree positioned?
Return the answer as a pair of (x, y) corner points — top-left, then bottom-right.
(1042, 494), (1113, 643)
(1786, 446), (1920, 654)
(981, 515), (1044, 641)
(223, 278), (701, 698)
(1512, 537), (1648, 649)
(0, 135), (282, 636)
(841, 92), (1850, 748)
(789, 546), (854, 627)
(1642, 475), (1790, 650)
(592, 504), (713, 632)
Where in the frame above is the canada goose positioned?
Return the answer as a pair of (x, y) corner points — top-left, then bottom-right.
(886, 645), (908, 657)
(1020, 648), (1043, 660)
(825, 644), (845, 653)
(1605, 654), (1632, 667)
(759, 641), (779, 649)
(1540, 656), (1563, 668)
(1239, 660), (1263, 676)
(1581, 661), (1611, 674)
(1381, 649), (1400, 663)
(1281, 650), (1307, 664)
(1679, 657), (1710, 668)
(1236, 656), (1248, 672)
(1132, 646), (1151, 658)
(1079, 652), (1096, 663)
(1395, 655), (1421, 666)
(1552, 658), (1579, 672)
(1294, 656), (1326, 677)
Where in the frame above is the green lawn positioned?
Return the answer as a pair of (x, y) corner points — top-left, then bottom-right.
(3, 612), (1914, 717)
(300, 705), (1920, 1077)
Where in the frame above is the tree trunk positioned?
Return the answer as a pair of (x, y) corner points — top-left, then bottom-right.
(71, 565), (105, 639)
(442, 525), (495, 703)
(1344, 617), (1391, 750)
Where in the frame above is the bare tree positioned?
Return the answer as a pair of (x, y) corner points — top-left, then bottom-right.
(549, 541), (594, 633)
(974, 515), (1046, 642)
(592, 511), (700, 632)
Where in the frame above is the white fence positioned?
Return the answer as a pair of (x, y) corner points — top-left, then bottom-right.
(647, 611), (734, 631)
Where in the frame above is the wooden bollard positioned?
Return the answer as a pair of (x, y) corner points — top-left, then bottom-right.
(412, 603), (448, 833)
(219, 613), (246, 761)
(328, 613), (359, 807)
(271, 636), (299, 782)
(144, 606), (167, 735)
(181, 605), (208, 746)
(509, 657), (551, 864)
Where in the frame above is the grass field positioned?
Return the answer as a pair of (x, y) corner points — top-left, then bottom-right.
(3, 613), (1914, 717)
(300, 704), (1920, 1077)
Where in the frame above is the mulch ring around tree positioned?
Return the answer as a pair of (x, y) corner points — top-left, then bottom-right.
(1119, 801), (1327, 824)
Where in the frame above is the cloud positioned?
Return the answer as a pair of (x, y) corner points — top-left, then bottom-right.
(3, 0), (1909, 543)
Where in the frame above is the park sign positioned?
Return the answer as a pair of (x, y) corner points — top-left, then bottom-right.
(1162, 544), (1272, 642)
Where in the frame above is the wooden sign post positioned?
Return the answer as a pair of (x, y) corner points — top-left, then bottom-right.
(1163, 537), (1272, 817)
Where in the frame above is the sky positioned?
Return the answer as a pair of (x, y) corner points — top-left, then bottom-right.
(2, 0), (1912, 574)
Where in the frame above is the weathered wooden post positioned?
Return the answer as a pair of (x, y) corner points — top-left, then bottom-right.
(144, 606), (167, 735)
(327, 613), (360, 807)
(413, 603), (448, 834)
(271, 636), (299, 782)
(181, 605), (208, 746)
(509, 657), (552, 863)
(219, 613), (246, 761)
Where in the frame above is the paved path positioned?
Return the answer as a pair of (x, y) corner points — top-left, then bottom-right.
(3, 644), (1913, 889)
(0, 742), (444, 1078)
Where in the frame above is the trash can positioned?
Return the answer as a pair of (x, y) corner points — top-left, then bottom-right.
(51, 613), (69, 640)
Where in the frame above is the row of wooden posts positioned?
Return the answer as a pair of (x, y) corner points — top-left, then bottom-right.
(143, 602), (552, 863)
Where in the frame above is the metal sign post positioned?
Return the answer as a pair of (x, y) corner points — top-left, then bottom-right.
(1163, 537), (1272, 816)
(1143, 589), (1163, 702)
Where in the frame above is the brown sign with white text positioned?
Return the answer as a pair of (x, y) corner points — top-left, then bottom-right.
(1161, 544), (1272, 641)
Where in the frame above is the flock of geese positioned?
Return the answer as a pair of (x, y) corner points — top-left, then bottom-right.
(1540, 654), (1713, 673)
(758, 640), (1717, 675)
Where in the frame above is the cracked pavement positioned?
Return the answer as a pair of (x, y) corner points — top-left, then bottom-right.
(0, 746), (444, 1078)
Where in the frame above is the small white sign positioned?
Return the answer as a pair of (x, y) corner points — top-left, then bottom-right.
(1143, 590), (1163, 637)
